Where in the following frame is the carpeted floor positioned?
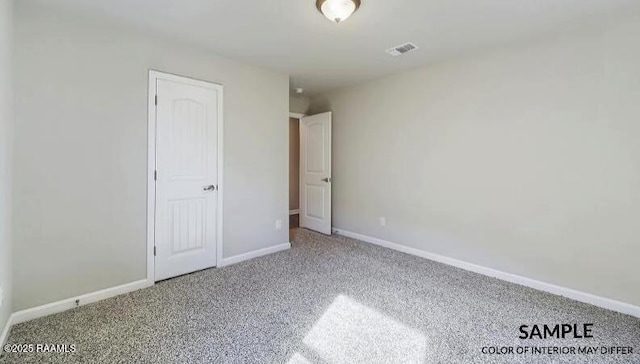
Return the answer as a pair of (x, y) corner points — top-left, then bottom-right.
(1, 228), (639, 363)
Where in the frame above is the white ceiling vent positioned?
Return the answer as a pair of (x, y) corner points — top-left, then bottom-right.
(386, 42), (419, 57)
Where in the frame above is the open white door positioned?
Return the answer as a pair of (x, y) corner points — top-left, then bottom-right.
(300, 112), (332, 235)
(153, 73), (222, 281)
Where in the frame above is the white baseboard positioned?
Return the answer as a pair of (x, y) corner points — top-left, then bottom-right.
(11, 279), (153, 325)
(1, 314), (13, 348)
(6, 243), (292, 328)
(220, 243), (291, 267)
(333, 228), (640, 318)
(289, 209), (300, 216)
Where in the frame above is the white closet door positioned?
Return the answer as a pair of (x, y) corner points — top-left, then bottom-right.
(154, 77), (220, 281)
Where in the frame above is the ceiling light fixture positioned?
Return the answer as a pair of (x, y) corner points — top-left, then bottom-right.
(316, 0), (361, 24)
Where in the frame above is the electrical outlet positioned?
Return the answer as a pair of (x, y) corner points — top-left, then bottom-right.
(275, 219), (283, 230)
(379, 217), (387, 227)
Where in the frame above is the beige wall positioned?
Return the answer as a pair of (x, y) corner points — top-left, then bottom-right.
(289, 118), (300, 211)
(0, 0), (14, 333)
(290, 95), (310, 114)
(310, 15), (640, 307)
(13, 2), (289, 310)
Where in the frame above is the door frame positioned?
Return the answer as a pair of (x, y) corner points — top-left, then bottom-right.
(147, 70), (224, 283)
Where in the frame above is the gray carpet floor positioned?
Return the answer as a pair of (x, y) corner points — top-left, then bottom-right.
(1, 228), (638, 363)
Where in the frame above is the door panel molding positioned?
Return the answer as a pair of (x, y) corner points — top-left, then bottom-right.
(147, 70), (224, 283)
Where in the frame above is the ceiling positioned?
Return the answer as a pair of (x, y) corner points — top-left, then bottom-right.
(34, 0), (640, 96)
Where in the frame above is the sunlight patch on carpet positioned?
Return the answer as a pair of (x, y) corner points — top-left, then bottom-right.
(291, 295), (427, 363)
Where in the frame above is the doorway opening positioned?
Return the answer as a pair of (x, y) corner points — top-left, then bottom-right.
(289, 112), (333, 237)
(289, 113), (303, 233)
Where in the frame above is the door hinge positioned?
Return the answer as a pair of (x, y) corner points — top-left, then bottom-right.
(154, 94), (158, 106)
(154, 246), (157, 256)
(154, 170), (157, 181)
